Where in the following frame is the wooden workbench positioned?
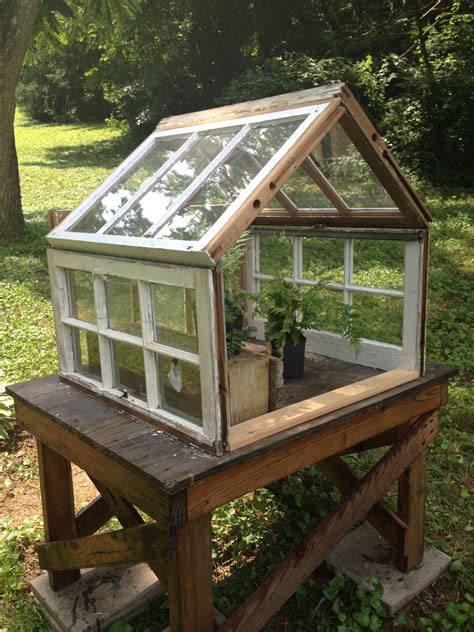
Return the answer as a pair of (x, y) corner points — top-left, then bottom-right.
(7, 361), (456, 631)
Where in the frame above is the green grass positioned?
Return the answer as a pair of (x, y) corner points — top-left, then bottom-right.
(0, 112), (473, 631)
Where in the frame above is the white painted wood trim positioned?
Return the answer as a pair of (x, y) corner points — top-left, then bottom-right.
(194, 269), (221, 442)
(137, 280), (160, 409)
(144, 124), (253, 237)
(144, 341), (200, 365)
(47, 232), (213, 267)
(99, 132), (201, 234)
(249, 316), (402, 371)
(401, 239), (424, 371)
(93, 275), (114, 389)
(62, 317), (98, 333)
(47, 251), (75, 374)
(196, 104), (330, 249)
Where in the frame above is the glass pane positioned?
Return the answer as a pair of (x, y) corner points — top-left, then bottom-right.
(112, 341), (147, 400)
(74, 330), (101, 380)
(158, 355), (202, 425)
(352, 294), (403, 345)
(279, 166), (335, 209)
(352, 240), (405, 290)
(302, 238), (344, 283)
(69, 270), (96, 323)
(73, 137), (187, 233)
(311, 287), (345, 333)
(109, 130), (235, 236)
(152, 284), (197, 353)
(155, 118), (303, 241)
(105, 276), (141, 336)
(259, 235), (293, 277)
(312, 123), (396, 208)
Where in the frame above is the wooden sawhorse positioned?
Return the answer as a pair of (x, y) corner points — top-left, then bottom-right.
(7, 363), (455, 631)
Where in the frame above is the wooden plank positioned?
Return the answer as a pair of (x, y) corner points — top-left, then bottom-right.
(213, 269), (231, 450)
(90, 477), (170, 588)
(15, 401), (172, 524)
(229, 369), (419, 450)
(156, 84), (344, 131)
(37, 441), (80, 590)
(396, 452), (427, 571)
(37, 522), (169, 571)
(48, 209), (70, 229)
(168, 514), (214, 632)
(187, 383), (445, 518)
(218, 412), (439, 631)
(75, 495), (114, 538)
(228, 353), (269, 425)
(318, 457), (407, 550)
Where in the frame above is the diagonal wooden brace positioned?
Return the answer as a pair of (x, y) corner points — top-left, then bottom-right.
(37, 521), (169, 571)
(218, 411), (439, 632)
(318, 456), (407, 550)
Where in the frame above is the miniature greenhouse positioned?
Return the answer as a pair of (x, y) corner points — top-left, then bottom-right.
(47, 83), (431, 455)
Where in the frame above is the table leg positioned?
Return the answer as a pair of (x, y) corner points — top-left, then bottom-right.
(37, 440), (81, 590)
(396, 451), (427, 572)
(168, 513), (214, 632)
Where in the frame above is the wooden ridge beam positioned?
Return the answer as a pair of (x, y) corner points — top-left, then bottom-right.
(318, 456), (407, 550)
(37, 521), (169, 571)
(218, 411), (438, 631)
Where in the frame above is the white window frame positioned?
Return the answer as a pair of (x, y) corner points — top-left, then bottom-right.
(47, 249), (221, 448)
(47, 103), (330, 265)
(246, 229), (425, 372)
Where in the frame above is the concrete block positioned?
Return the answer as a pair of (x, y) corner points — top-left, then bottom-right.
(31, 564), (164, 631)
(328, 522), (452, 613)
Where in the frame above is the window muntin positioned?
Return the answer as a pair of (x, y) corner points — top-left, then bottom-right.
(49, 250), (218, 440)
(108, 130), (236, 236)
(155, 119), (303, 242)
(252, 233), (406, 345)
(73, 137), (187, 233)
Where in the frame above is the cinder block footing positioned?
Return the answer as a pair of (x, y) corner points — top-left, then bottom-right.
(328, 522), (451, 613)
(31, 564), (164, 632)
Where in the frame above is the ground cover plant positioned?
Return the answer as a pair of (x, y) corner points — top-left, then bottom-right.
(0, 112), (472, 631)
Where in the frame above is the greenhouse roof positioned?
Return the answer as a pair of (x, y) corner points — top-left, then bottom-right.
(48, 83), (430, 266)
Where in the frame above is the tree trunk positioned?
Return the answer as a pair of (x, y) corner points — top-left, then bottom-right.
(0, 0), (40, 237)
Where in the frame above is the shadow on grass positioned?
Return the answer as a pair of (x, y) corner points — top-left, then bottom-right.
(21, 134), (137, 171)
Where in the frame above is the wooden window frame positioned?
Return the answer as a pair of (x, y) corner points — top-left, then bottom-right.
(47, 249), (221, 450)
(246, 228), (426, 373)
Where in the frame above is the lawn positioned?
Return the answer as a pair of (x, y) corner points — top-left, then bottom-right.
(0, 111), (472, 631)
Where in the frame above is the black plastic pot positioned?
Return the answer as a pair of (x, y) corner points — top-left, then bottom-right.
(283, 334), (306, 378)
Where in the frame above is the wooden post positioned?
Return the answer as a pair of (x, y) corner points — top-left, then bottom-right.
(396, 451), (427, 571)
(168, 514), (214, 632)
(37, 440), (80, 590)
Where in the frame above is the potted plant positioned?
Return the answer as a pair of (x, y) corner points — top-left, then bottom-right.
(254, 278), (360, 378)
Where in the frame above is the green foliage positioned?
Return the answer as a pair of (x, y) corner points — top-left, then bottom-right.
(220, 235), (250, 357)
(254, 277), (360, 355)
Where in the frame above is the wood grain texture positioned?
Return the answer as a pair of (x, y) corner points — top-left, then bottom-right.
(37, 522), (168, 571)
(6, 364), (456, 494)
(229, 369), (419, 450)
(75, 495), (114, 538)
(187, 383), (445, 518)
(156, 84), (344, 131)
(168, 514), (214, 632)
(218, 412), (439, 631)
(318, 457), (407, 550)
(37, 441), (80, 590)
(396, 452), (427, 571)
